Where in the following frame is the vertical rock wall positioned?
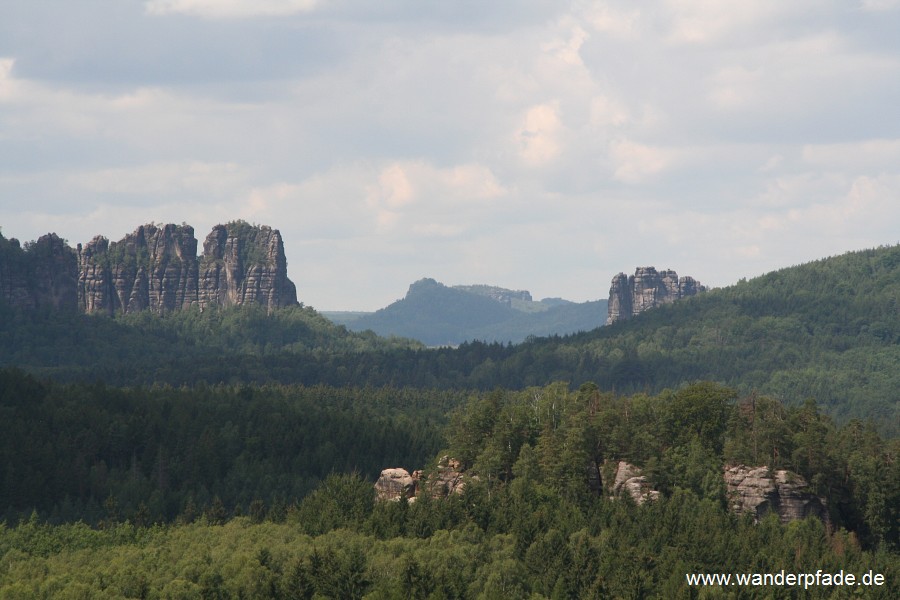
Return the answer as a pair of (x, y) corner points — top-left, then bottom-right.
(607, 267), (706, 324)
(0, 220), (304, 316)
(198, 224), (297, 311)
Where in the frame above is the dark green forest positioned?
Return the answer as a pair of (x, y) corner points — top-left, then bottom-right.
(1, 378), (898, 597)
(1, 243), (900, 597)
(3, 244), (898, 434)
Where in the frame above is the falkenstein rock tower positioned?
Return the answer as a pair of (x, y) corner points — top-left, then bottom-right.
(607, 266), (705, 324)
(1, 221), (298, 314)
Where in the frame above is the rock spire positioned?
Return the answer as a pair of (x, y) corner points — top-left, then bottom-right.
(607, 266), (706, 324)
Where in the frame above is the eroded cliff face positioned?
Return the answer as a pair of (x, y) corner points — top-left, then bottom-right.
(607, 267), (706, 324)
(0, 233), (77, 310)
(724, 465), (828, 524)
(77, 224), (201, 314)
(198, 223), (297, 310)
(1, 222), (298, 315)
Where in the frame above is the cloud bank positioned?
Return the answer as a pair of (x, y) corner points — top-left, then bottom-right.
(1, 1), (899, 309)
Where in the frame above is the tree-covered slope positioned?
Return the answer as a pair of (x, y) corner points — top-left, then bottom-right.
(345, 277), (607, 345)
(2, 244), (897, 434)
(559, 244), (900, 432)
(0, 302), (421, 383)
(2, 382), (897, 598)
(349, 278), (518, 346)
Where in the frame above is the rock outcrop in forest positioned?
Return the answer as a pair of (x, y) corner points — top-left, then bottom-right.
(724, 465), (829, 524)
(607, 266), (706, 324)
(1, 221), (298, 314)
(374, 457), (469, 502)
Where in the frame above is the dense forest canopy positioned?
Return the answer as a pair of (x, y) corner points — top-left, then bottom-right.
(1, 376), (898, 597)
(3, 243), (898, 435)
(1, 242), (899, 596)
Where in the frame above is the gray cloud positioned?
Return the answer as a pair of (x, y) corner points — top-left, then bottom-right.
(1, 1), (899, 310)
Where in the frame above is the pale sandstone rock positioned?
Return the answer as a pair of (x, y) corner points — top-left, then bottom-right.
(374, 468), (416, 501)
(609, 461), (660, 505)
(724, 465), (828, 524)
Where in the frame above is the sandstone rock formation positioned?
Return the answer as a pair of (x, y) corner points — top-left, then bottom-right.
(70, 221), (297, 315)
(374, 457), (470, 503)
(608, 461), (660, 505)
(415, 456), (468, 499)
(77, 224), (201, 314)
(198, 223), (297, 311)
(2, 222), (298, 315)
(0, 233), (77, 310)
(374, 468), (417, 502)
(607, 267), (706, 324)
(724, 465), (828, 524)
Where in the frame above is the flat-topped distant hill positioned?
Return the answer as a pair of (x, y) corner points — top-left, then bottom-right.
(328, 278), (607, 346)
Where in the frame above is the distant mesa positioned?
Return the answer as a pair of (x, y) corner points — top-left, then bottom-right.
(343, 277), (607, 346)
(1, 221), (298, 314)
(606, 266), (706, 324)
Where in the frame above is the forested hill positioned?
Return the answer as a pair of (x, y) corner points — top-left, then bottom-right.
(340, 277), (607, 345)
(559, 243), (900, 432)
(1, 244), (898, 434)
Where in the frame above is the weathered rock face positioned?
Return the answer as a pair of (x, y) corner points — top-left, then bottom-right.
(374, 457), (470, 503)
(607, 267), (706, 324)
(724, 465), (828, 524)
(608, 461), (660, 505)
(77, 224), (201, 314)
(0, 233), (77, 310)
(374, 468), (416, 502)
(73, 222), (297, 315)
(417, 456), (468, 499)
(2, 222), (298, 314)
(198, 224), (297, 311)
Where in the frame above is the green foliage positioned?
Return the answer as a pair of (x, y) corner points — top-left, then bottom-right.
(0, 369), (451, 526)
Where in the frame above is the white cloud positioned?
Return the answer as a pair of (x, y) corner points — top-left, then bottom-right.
(4, 0), (900, 309)
(541, 25), (589, 67)
(860, 0), (900, 11)
(68, 162), (250, 197)
(364, 161), (508, 234)
(372, 164), (415, 209)
(583, 3), (641, 39)
(661, 0), (812, 45)
(0, 58), (16, 101)
(145, 0), (317, 18)
(517, 102), (563, 166)
(609, 140), (674, 183)
(590, 95), (630, 128)
(802, 139), (900, 171)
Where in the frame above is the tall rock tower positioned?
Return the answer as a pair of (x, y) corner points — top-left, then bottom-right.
(606, 267), (706, 324)
(75, 221), (298, 315)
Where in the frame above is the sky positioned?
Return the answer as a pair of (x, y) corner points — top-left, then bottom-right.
(1, 1), (899, 310)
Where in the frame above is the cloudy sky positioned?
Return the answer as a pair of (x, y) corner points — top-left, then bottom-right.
(1, 1), (899, 310)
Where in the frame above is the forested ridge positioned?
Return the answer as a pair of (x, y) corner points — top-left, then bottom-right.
(1, 244), (900, 597)
(1, 379), (898, 597)
(3, 244), (898, 434)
